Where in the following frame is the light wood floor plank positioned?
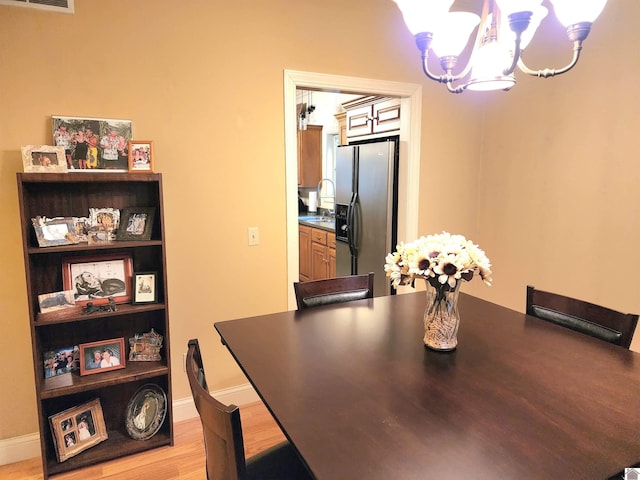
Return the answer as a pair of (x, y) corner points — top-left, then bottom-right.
(0, 402), (284, 480)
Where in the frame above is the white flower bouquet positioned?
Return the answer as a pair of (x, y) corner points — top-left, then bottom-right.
(384, 231), (493, 291)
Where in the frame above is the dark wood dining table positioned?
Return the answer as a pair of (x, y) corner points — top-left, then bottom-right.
(214, 292), (640, 479)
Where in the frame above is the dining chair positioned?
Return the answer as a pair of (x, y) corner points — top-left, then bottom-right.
(294, 272), (374, 310)
(526, 285), (638, 348)
(185, 339), (313, 480)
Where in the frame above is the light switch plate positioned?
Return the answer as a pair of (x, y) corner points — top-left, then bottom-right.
(248, 227), (259, 246)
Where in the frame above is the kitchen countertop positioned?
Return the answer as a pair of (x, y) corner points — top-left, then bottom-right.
(298, 215), (335, 233)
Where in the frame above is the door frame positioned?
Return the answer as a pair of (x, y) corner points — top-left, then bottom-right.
(284, 70), (422, 309)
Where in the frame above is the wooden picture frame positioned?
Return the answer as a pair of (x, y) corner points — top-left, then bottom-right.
(132, 272), (158, 305)
(22, 145), (68, 173)
(79, 337), (126, 376)
(128, 140), (154, 172)
(31, 216), (80, 247)
(116, 207), (155, 241)
(49, 398), (108, 463)
(62, 253), (133, 306)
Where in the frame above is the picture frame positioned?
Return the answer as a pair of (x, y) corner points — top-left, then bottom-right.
(79, 337), (126, 376)
(38, 290), (76, 314)
(43, 346), (79, 379)
(62, 253), (133, 306)
(128, 140), (154, 173)
(52, 116), (133, 172)
(132, 272), (158, 305)
(49, 398), (108, 463)
(129, 328), (163, 361)
(87, 207), (120, 243)
(125, 383), (167, 440)
(31, 216), (80, 247)
(21, 145), (68, 173)
(117, 208), (155, 241)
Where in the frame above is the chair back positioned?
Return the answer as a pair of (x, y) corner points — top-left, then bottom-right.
(526, 286), (639, 348)
(294, 273), (374, 310)
(186, 339), (246, 480)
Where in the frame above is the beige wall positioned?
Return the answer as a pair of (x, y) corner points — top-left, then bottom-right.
(473, 0), (640, 356)
(0, 0), (480, 440)
(0, 0), (637, 443)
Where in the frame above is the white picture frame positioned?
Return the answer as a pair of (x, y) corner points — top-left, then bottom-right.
(21, 145), (67, 173)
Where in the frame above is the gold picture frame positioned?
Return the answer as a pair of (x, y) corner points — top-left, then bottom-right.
(49, 398), (108, 463)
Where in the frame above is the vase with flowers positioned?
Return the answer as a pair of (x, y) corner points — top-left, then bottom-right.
(384, 232), (493, 351)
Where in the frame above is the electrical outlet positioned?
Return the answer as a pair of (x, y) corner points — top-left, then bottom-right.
(248, 227), (259, 246)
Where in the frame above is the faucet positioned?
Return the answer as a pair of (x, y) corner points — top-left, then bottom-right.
(317, 178), (335, 217)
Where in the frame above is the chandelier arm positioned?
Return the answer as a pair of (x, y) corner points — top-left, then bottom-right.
(516, 40), (583, 78)
(445, 81), (466, 94)
(420, 49), (456, 84)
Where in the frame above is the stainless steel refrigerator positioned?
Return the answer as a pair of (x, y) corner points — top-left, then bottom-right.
(335, 138), (398, 296)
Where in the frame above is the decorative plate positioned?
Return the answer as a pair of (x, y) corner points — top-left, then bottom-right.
(125, 384), (167, 440)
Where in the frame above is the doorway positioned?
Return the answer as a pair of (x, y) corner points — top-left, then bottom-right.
(284, 70), (423, 309)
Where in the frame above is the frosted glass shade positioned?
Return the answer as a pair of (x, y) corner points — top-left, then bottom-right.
(495, 0), (542, 17)
(393, 0), (455, 35)
(431, 12), (481, 58)
(550, 0), (608, 26)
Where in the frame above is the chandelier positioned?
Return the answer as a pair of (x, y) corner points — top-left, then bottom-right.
(392, 0), (608, 93)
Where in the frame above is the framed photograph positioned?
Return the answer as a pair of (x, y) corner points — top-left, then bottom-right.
(73, 216), (89, 243)
(132, 272), (157, 304)
(128, 140), (154, 173)
(52, 116), (133, 172)
(43, 346), (79, 379)
(21, 145), (68, 173)
(62, 253), (133, 306)
(129, 328), (163, 361)
(38, 290), (76, 314)
(79, 338), (126, 376)
(125, 384), (167, 440)
(117, 208), (155, 241)
(31, 216), (80, 247)
(87, 207), (120, 243)
(49, 398), (108, 462)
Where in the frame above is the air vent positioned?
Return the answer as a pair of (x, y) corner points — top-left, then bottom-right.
(0, 0), (74, 14)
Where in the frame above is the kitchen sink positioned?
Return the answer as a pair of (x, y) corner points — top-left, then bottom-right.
(299, 215), (334, 222)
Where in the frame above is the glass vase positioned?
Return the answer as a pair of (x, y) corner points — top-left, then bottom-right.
(423, 278), (462, 351)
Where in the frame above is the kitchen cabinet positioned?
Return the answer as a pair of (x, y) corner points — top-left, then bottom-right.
(310, 228), (336, 280)
(297, 124), (323, 187)
(335, 112), (347, 146)
(299, 224), (335, 281)
(17, 173), (173, 479)
(299, 224), (312, 282)
(342, 96), (401, 139)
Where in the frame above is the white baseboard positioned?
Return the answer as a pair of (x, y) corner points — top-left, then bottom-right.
(0, 383), (258, 466)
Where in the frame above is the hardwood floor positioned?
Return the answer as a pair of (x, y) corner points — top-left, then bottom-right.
(0, 402), (285, 480)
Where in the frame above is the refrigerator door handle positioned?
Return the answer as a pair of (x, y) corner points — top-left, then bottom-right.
(347, 192), (357, 257)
